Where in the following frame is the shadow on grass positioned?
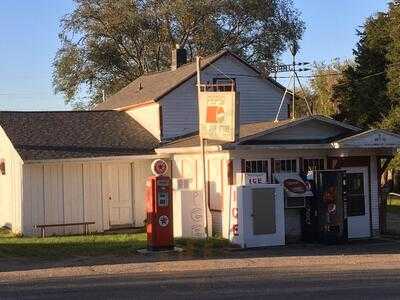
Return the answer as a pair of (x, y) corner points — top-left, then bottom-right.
(0, 229), (235, 272)
(2, 227), (400, 273)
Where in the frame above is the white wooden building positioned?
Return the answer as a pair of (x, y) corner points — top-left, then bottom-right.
(0, 49), (290, 236)
(1, 48), (399, 240)
(0, 111), (163, 236)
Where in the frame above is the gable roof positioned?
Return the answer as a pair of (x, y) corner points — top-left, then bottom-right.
(237, 115), (360, 144)
(332, 129), (400, 148)
(95, 50), (285, 111)
(157, 115), (360, 151)
(0, 111), (159, 161)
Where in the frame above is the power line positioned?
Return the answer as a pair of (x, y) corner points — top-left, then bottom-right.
(208, 61), (400, 81)
(207, 63), (235, 81)
(274, 73), (340, 79)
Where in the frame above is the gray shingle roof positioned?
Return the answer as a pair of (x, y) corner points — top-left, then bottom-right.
(95, 50), (285, 110)
(0, 111), (159, 160)
(159, 119), (294, 149)
(158, 116), (360, 150)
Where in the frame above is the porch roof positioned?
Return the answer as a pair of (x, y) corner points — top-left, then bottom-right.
(156, 116), (400, 154)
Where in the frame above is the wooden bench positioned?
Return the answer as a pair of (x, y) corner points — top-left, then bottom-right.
(34, 222), (95, 238)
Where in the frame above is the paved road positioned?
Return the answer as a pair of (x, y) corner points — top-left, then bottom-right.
(2, 266), (400, 299)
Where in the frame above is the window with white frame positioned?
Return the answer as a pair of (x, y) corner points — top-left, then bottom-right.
(274, 159), (297, 173)
(245, 160), (269, 181)
(303, 158), (325, 172)
(212, 77), (236, 91)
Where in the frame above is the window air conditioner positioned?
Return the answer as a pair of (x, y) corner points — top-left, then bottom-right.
(285, 196), (306, 209)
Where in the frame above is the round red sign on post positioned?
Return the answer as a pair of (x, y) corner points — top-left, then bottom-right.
(283, 179), (307, 194)
(151, 159), (168, 176)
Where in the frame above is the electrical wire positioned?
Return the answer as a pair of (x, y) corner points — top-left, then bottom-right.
(207, 63), (236, 81)
(206, 61), (400, 83)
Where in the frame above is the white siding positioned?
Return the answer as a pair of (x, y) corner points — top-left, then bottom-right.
(63, 164), (85, 234)
(172, 152), (229, 237)
(22, 165), (44, 236)
(132, 160), (153, 227)
(83, 163), (103, 232)
(208, 159), (224, 211)
(126, 103), (161, 140)
(22, 158), (154, 236)
(43, 164), (64, 235)
(0, 126), (23, 234)
(161, 54), (289, 139)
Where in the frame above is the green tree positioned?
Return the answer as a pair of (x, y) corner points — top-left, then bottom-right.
(333, 12), (391, 128)
(293, 60), (350, 118)
(309, 60), (350, 117)
(53, 0), (305, 108)
(386, 1), (400, 108)
(293, 85), (315, 118)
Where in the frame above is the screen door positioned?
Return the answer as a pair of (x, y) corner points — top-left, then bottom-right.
(343, 167), (370, 238)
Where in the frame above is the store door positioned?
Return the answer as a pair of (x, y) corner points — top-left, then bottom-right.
(344, 167), (370, 238)
(103, 163), (133, 227)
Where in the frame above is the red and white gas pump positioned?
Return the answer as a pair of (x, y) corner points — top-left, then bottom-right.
(146, 159), (174, 251)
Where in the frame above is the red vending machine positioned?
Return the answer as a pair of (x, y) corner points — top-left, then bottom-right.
(146, 173), (174, 251)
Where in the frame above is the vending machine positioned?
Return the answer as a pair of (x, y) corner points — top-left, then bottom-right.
(146, 175), (174, 250)
(302, 170), (348, 244)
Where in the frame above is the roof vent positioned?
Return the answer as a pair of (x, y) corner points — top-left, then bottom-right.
(171, 44), (187, 70)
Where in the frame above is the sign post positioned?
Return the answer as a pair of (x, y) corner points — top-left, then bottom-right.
(197, 56), (210, 238)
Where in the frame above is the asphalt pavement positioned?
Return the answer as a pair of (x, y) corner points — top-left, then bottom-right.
(2, 266), (400, 299)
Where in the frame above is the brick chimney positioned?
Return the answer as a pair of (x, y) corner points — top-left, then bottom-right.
(171, 44), (187, 70)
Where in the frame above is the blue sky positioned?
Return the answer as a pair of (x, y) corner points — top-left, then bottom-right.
(0, 0), (389, 111)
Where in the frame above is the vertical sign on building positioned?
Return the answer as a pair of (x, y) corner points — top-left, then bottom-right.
(199, 91), (239, 142)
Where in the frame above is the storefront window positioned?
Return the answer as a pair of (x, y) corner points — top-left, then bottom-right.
(245, 160), (269, 181)
(303, 158), (325, 172)
(274, 159), (297, 173)
(346, 173), (365, 216)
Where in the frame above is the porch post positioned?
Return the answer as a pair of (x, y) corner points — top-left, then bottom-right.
(377, 156), (393, 234)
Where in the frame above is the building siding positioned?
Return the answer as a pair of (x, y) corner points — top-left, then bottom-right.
(21, 158), (153, 236)
(126, 103), (161, 140)
(161, 54), (289, 139)
(43, 164), (64, 235)
(172, 152), (229, 237)
(0, 126), (23, 234)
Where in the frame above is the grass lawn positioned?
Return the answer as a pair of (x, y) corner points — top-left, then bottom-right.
(0, 227), (231, 259)
(0, 228), (147, 259)
(387, 193), (400, 214)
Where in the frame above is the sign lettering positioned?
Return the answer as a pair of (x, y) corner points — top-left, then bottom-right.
(244, 173), (267, 185)
(199, 91), (238, 142)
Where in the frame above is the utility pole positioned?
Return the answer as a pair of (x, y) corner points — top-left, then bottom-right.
(290, 42), (299, 120)
(197, 56), (209, 238)
(292, 52), (296, 119)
